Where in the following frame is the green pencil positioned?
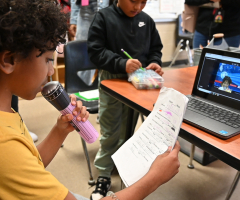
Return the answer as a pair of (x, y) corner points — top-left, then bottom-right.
(121, 49), (144, 71)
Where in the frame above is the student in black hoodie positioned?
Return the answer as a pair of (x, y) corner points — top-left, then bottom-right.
(185, 0), (240, 48)
(87, 0), (165, 199)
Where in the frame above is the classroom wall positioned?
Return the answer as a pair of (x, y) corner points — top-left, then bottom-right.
(142, 0), (186, 65)
(156, 21), (188, 64)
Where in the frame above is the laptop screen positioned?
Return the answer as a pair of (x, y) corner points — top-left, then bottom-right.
(192, 48), (240, 110)
(197, 52), (240, 102)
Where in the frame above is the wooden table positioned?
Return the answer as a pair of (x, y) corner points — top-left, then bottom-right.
(100, 66), (240, 171)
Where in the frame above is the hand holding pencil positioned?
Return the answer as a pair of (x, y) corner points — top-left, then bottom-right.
(125, 59), (142, 73)
(121, 49), (143, 73)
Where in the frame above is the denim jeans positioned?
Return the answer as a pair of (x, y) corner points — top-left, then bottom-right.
(193, 30), (240, 48)
(74, 0), (109, 40)
(70, 0), (109, 86)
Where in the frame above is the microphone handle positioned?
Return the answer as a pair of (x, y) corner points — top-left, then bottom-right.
(60, 102), (98, 144)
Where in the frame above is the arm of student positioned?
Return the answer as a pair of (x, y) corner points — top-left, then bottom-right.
(36, 120), (71, 167)
(64, 192), (78, 200)
(184, 0), (212, 6)
(87, 13), (128, 74)
(146, 18), (163, 68)
(37, 95), (89, 167)
(102, 141), (181, 200)
(69, 24), (77, 38)
(69, 0), (80, 38)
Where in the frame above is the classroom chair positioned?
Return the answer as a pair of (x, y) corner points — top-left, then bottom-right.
(64, 40), (99, 186)
(168, 14), (194, 68)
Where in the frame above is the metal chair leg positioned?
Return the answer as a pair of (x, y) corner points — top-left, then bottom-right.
(225, 171), (240, 200)
(185, 40), (193, 66)
(168, 39), (184, 68)
(172, 39), (184, 60)
(80, 137), (95, 186)
(187, 144), (195, 169)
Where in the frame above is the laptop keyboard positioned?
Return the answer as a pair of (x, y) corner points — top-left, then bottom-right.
(187, 97), (240, 129)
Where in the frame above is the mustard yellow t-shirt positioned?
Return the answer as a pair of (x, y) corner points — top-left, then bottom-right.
(0, 110), (68, 200)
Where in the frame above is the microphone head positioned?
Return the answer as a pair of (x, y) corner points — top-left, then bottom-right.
(41, 81), (70, 111)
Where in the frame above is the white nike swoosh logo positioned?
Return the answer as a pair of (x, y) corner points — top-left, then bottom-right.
(139, 23), (145, 27)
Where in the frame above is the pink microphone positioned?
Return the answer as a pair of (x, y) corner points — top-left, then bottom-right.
(41, 81), (99, 144)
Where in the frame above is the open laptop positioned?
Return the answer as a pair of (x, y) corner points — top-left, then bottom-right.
(184, 48), (240, 139)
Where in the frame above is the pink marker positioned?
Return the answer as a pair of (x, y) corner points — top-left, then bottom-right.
(165, 111), (172, 116)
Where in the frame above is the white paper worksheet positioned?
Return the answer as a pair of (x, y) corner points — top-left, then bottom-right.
(143, 0), (178, 20)
(159, 0), (184, 14)
(112, 87), (189, 187)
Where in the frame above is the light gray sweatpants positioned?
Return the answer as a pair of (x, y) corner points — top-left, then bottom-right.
(94, 70), (129, 177)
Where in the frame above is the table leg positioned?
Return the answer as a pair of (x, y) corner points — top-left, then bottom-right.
(187, 144), (195, 169)
(125, 108), (139, 141)
(121, 179), (126, 190)
(225, 171), (240, 200)
(120, 108), (139, 189)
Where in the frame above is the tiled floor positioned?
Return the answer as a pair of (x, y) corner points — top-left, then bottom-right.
(19, 71), (240, 199)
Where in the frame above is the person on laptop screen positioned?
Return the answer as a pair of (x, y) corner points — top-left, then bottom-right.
(218, 76), (232, 93)
(213, 62), (240, 95)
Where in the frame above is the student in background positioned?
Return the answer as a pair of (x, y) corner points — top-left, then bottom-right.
(185, 0), (240, 48)
(69, 0), (110, 40)
(58, 0), (73, 40)
(69, 0), (109, 119)
(0, 0), (180, 199)
(87, 0), (165, 199)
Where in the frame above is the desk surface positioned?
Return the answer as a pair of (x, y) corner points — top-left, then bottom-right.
(100, 66), (240, 171)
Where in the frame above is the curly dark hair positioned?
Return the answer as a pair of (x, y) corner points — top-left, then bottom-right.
(0, 0), (68, 58)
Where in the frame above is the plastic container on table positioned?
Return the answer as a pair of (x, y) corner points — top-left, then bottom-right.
(128, 69), (164, 90)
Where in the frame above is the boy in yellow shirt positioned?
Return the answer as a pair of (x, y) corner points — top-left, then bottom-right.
(0, 0), (180, 200)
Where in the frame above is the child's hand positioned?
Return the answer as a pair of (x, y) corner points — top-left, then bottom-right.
(148, 141), (180, 187)
(69, 24), (77, 37)
(146, 63), (164, 76)
(126, 59), (142, 73)
(56, 94), (89, 134)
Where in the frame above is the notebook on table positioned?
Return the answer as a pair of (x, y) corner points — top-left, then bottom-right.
(184, 48), (240, 139)
(74, 89), (99, 112)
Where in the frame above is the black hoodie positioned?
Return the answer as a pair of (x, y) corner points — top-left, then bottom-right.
(185, 0), (240, 37)
(87, 1), (163, 74)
